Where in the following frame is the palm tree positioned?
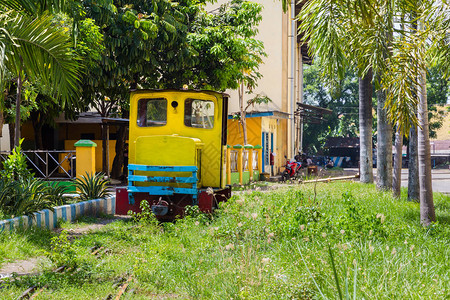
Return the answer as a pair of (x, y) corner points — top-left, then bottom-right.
(296, 0), (449, 225)
(358, 69), (373, 183)
(297, 1), (380, 184)
(392, 125), (403, 197)
(377, 89), (393, 190)
(0, 1), (80, 146)
(408, 125), (419, 201)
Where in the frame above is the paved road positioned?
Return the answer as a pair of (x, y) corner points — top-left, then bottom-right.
(343, 168), (450, 194)
(399, 169), (450, 195)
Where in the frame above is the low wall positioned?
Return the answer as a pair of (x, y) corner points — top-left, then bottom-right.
(0, 196), (116, 233)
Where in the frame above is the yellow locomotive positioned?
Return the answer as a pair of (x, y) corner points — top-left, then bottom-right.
(116, 90), (231, 219)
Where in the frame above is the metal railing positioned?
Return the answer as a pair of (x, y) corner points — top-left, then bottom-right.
(0, 150), (76, 180)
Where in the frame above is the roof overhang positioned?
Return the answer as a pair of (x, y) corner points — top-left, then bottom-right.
(228, 110), (290, 120)
(296, 102), (333, 124)
(129, 88), (230, 98)
(55, 112), (129, 125)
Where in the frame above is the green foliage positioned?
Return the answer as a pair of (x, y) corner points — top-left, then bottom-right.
(75, 172), (109, 201)
(0, 140), (33, 181)
(0, 178), (59, 216)
(4, 12), (81, 108)
(128, 200), (159, 227)
(298, 0), (450, 134)
(45, 230), (78, 267)
(336, 192), (387, 239)
(302, 64), (360, 154)
(184, 205), (202, 218)
(0, 140), (70, 217)
(181, 0), (266, 91)
(46, 181), (71, 206)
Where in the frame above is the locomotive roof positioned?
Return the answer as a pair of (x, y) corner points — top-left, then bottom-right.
(129, 89), (230, 98)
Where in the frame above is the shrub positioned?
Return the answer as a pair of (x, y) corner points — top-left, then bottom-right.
(75, 172), (109, 201)
(1, 178), (60, 216)
(0, 139), (33, 181)
(46, 230), (78, 267)
(46, 182), (71, 206)
(0, 178), (71, 217)
(129, 200), (159, 226)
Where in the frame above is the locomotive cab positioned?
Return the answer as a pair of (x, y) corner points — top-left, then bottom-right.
(116, 90), (231, 220)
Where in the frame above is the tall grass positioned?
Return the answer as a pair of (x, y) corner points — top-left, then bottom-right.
(0, 182), (449, 299)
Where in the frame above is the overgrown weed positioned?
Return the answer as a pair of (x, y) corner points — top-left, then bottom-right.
(0, 182), (449, 299)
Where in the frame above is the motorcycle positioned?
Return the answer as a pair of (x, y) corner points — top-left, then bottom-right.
(282, 156), (303, 181)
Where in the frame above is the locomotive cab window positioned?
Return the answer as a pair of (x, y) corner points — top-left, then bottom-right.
(184, 99), (215, 129)
(137, 98), (167, 127)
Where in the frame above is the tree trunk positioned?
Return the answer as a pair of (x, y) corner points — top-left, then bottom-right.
(408, 124), (419, 201)
(241, 114), (247, 145)
(376, 90), (393, 190)
(15, 73), (23, 147)
(31, 111), (44, 150)
(0, 110), (3, 138)
(238, 80), (247, 145)
(8, 123), (14, 151)
(111, 123), (128, 179)
(111, 110), (129, 180)
(101, 122), (108, 174)
(417, 69), (436, 225)
(392, 126), (403, 197)
(359, 69), (373, 183)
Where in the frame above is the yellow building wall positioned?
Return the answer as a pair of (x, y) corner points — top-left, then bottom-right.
(227, 116), (289, 175)
(260, 117), (287, 174)
(431, 105), (450, 141)
(227, 118), (262, 146)
(58, 123), (102, 141)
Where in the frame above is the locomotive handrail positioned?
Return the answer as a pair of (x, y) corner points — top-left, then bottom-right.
(128, 175), (198, 183)
(127, 164), (199, 205)
(127, 186), (198, 195)
(128, 164), (198, 172)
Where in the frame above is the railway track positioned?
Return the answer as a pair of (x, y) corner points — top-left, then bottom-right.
(103, 274), (133, 300)
(15, 247), (133, 300)
(16, 266), (67, 299)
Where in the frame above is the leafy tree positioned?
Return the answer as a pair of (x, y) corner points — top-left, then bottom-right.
(185, 0), (267, 145)
(78, 0), (266, 176)
(302, 64), (360, 154)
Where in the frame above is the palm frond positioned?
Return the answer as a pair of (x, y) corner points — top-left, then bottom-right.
(75, 172), (109, 201)
(0, 0), (66, 15)
(5, 13), (81, 109)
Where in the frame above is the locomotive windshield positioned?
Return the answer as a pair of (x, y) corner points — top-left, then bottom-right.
(137, 98), (167, 127)
(184, 99), (214, 129)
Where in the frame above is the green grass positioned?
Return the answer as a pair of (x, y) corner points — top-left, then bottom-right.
(0, 182), (449, 299)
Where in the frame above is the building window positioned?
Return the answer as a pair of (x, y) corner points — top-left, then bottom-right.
(184, 99), (214, 129)
(137, 98), (167, 127)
